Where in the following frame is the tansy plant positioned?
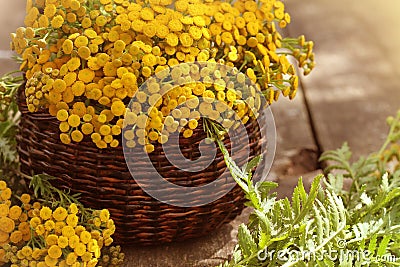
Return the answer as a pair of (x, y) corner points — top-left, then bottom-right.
(3, 0), (314, 152)
(210, 111), (400, 267)
(0, 175), (125, 267)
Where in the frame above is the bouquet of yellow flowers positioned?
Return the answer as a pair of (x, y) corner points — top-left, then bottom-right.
(9, 0), (314, 152)
(0, 176), (124, 267)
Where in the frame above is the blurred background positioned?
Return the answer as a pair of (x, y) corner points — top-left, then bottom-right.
(283, 0), (400, 158)
(0, 1), (25, 73)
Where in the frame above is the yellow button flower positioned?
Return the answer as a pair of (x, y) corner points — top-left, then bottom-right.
(71, 130), (84, 142)
(175, 0), (188, 12)
(10, 230), (23, 243)
(99, 125), (111, 136)
(51, 15), (64, 28)
(111, 100), (125, 116)
(95, 15), (108, 26)
(48, 245), (62, 259)
(168, 19), (183, 32)
(67, 114), (81, 128)
(59, 121), (70, 133)
(78, 46), (91, 59)
(141, 66), (152, 77)
(62, 39), (74, 54)
(58, 236), (69, 248)
(60, 133), (71, 144)
(46, 234), (58, 246)
(143, 23), (157, 38)
(8, 205), (22, 220)
(66, 252), (78, 265)
(144, 143), (154, 153)
(45, 220), (56, 231)
(183, 129), (193, 138)
(246, 21), (259, 36)
(91, 133), (102, 143)
(140, 7), (154, 21)
(53, 207), (68, 221)
(189, 26), (203, 40)
(78, 68), (95, 83)
(56, 109), (69, 122)
(142, 54), (157, 67)
(165, 33), (179, 47)
(74, 242), (87, 256)
(179, 33), (193, 47)
(39, 206), (52, 220)
(44, 4), (57, 18)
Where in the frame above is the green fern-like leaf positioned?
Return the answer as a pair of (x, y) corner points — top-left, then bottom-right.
(292, 175), (323, 225)
(214, 111), (400, 267)
(377, 235), (391, 257)
(238, 224), (258, 258)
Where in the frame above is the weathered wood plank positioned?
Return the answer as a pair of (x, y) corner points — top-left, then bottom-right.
(286, 0), (400, 158)
(122, 208), (251, 267)
(269, 88), (318, 181)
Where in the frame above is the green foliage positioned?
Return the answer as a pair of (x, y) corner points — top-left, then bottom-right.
(28, 174), (105, 230)
(215, 110), (400, 267)
(0, 71), (22, 119)
(30, 174), (82, 208)
(0, 112), (19, 163)
(0, 72), (24, 192)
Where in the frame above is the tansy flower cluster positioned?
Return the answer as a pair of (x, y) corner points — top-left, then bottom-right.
(11, 0), (314, 151)
(0, 181), (32, 265)
(124, 61), (265, 153)
(0, 179), (124, 267)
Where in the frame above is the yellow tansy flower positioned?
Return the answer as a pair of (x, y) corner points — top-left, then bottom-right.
(55, 115), (69, 128)
(68, 114), (81, 128)
(71, 130), (84, 142)
(78, 68), (95, 83)
(51, 15), (64, 28)
(74, 242), (87, 256)
(48, 245), (62, 259)
(39, 206), (52, 220)
(60, 133), (72, 144)
(8, 205), (22, 220)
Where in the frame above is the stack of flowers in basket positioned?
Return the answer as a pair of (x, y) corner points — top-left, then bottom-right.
(10, 0), (314, 152)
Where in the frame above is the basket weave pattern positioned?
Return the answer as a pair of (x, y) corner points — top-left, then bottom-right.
(16, 89), (266, 245)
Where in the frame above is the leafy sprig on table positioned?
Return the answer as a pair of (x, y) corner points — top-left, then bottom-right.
(0, 72), (24, 192)
(0, 71), (22, 119)
(209, 110), (400, 267)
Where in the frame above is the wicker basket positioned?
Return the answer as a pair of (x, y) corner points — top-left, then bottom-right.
(16, 87), (267, 245)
